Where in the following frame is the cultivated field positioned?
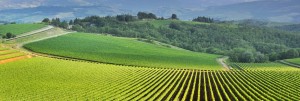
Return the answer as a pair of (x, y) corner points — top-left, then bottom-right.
(0, 24), (45, 35)
(0, 57), (299, 100)
(286, 58), (300, 65)
(1, 24), (300, 100)
(24, 33), (221, 70)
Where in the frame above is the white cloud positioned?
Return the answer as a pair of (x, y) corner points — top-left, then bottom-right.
(0, 0), (44, 10)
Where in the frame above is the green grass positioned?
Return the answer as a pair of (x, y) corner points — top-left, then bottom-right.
(24, 33), (221, 70)
(232, 62), (300, 71)
(0, 57), (300, 100)
(0, 23), (46, 35)
(286, 58), (300, 65)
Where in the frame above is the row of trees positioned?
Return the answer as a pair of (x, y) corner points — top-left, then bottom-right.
(192, 16), (214, 23)
(42, 18), (69, 29)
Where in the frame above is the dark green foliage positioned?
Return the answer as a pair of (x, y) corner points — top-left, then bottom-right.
(285, 49), (299, 59)
(51, 18), (61, 26)
(192, 16), (214, 23)
(169, 22), (181, 30)
(59, 21), (69, 29)
(2, 32), (16, 39)
(116, 14), (136, 22)
(42, 18), (50, 23)
(69, 20), (73, 25)
(137, 12), (157, 19)
(171, 14), (178, 20)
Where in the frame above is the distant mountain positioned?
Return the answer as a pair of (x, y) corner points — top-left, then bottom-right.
(0, 0), (299, 23)
(198, 0), (300, 22)
(0, 5), (133, 23)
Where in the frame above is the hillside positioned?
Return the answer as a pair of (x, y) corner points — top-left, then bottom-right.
(65, 16), (300, 63)
(0, 57), (300, 100)
(0, 23), (46, 35)
(24, 33), (221, 69)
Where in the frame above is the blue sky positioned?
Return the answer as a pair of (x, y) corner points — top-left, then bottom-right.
(0, 0), (260, 10)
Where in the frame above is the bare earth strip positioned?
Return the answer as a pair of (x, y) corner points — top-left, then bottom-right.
(0, 55), (32, 64)
(217, 57), (231, 70)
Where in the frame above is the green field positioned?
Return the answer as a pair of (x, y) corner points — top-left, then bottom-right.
(286, 58), (300, 65)
(0, 23), (46, 35)
(0, 57), (299, 100)
(231, 62), (300, 71)
(24, 33), (221, 70)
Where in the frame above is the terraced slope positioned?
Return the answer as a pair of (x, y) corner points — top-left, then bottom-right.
(0, 57), (299, 100)
(0, 47), (31, 64)
(24, 33), (221, 70)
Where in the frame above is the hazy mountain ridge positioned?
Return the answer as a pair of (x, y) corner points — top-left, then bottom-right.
(0, 0), (299, 23)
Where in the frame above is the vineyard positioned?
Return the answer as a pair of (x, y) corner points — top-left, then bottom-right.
(1, 25), (300, 100)
(0, 57), (299, 100)
(24, 33), (221, 70)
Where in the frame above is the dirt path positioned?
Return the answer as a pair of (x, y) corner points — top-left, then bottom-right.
(217, 57), (231, 70)
(0, 55), (32, 64)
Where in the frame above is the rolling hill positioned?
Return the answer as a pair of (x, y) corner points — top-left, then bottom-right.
(24, 33), (222, 69)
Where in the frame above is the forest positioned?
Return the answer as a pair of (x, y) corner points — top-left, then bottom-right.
(42, 12), (300, 63)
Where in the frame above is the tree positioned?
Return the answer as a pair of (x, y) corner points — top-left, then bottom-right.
(171, 14), (178, 20)
(59, 21), (69, 29)
(240, 51), (255, 63)
(116, 14), (135, 22)
(137, 12), (157, 19)
(286, 49), (299, 59)
(69, 20), (74, 25)
(51, 18), (61, 26)
(169, 22), (181, 30)
(2, 32), (16, 39)
(42, 18), (50, 23)
(255, 52), (268, 63)
(192, 16), (214, 23)
(268, 52), (278, 61)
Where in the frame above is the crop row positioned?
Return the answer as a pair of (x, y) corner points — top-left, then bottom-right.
(1, 57), (300, 100)
(100, 70), (300, 100)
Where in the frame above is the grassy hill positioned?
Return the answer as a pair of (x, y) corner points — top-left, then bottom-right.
(286, 58), (300, 65)
(0, 23), (46, 35)
(24, 33), (221, 70)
